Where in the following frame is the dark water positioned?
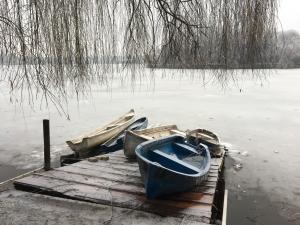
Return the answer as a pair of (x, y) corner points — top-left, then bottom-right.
(228, 189), (293, 225)
(0, 69), (299, 224)
(225, 156), (299, 225)
(0, 165), (31, 183)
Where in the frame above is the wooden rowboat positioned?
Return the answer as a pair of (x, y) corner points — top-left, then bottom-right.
(123, 125), (185, 159)
(186, 129), (224, 157)
(66, 109), (135, 156)
(136, 135), (211, 198)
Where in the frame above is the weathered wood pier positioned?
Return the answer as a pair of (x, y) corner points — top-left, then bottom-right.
(0, 150), (226, 225)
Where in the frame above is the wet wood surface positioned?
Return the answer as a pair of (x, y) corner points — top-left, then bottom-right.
(14, 150), (225, 224)
(0, 190), (210, 225)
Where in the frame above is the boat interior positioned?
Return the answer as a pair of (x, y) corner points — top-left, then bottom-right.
(141, 141), (208, 175)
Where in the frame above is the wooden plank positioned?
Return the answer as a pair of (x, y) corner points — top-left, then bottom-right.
(70, 162), (141, 177)
(107, 153), (223, 167)
(79, 160), (220, 174)
(86, 158), (139, 168)
(36, 170), (146, 193)
(164, 192), (214, 204)
(0, 190), (210, 225)
(57, 166), (218, 186)
(79, 160), (139, 172)
(193, 186), (216, 194)
(211, 153), (226, 170)
(14, 176), (212, 223)
(57, 166), (144, 185)
(70, 162), (219, 178)
(86, 158), (220, 170)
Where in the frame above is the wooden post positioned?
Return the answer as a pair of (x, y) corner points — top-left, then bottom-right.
(222, 189), (228, 225)
(43, 119), (51, 171)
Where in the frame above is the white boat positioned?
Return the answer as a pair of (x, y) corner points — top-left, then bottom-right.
(123, 125), (185, 158)
(66, 109), (135, 156)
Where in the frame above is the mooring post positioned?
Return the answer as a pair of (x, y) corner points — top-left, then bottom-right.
(43, 119), (51, 171)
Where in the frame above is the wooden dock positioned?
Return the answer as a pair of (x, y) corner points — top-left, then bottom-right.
(1, 150), (226, 225)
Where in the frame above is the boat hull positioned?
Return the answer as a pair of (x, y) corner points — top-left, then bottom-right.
(66, 109), (135, 157)
(136, 135), (211, 199)
(137, 158), (209, 199)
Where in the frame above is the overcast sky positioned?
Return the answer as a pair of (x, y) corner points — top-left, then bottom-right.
(279, 0), (300, 32)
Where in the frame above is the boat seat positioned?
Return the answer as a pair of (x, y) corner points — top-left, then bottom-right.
(170, 129), (186, 136)
(150, 149), (200, 174)
(192, 132), (214, 140)
(173, 142), (199, 155)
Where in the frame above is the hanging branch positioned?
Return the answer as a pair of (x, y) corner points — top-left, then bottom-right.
(0, 0), (278, 110)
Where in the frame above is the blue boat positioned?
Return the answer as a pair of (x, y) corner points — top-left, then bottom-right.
(135, 135), (211, 199)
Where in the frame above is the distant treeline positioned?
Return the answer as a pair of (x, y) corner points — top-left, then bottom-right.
(1, 30), (299, 70)
(276, 30), (300, 68)
(146, 30), (300, 69)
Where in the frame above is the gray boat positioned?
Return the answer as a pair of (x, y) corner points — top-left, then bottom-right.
(123, 125), (185, 158)
(186, 129), (224, 157)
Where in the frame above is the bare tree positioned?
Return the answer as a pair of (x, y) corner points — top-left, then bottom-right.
(0, 0), (278, 109)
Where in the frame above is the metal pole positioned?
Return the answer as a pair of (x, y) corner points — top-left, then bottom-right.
(43, 119), (51, 171)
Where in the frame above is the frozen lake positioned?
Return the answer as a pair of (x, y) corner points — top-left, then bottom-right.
(0, 68), (299, 225)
